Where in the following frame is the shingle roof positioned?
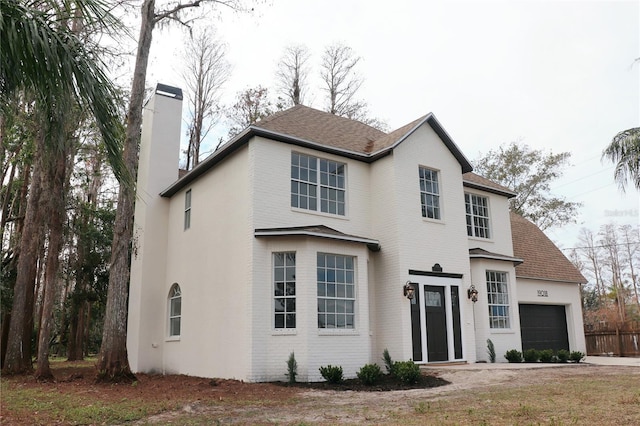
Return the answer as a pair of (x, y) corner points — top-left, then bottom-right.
(463, 172), (516, 198)
(162, 105), (472, 197)
(510, 212), (587, 283)
(469, 247), (523, 265)
(254, 224), (380, 251)
(255, 105), (386, 153)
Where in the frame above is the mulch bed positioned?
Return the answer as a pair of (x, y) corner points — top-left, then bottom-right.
(275, 373), (450, 391)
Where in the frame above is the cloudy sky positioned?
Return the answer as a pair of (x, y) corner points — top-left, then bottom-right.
(144, 0), (639, 249)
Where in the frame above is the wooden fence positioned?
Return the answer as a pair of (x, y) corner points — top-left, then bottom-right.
(584, 321), (640, 357)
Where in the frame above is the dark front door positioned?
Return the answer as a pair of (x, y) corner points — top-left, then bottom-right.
(519, 304), (569, 351)
(424, 286), (448, 361)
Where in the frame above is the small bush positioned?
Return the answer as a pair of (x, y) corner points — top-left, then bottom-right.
(539, 349), (554, 363)
(556, 349), (570, 363)
(357, 363), (383, 385)
(393, 360), (421, 384)
(487, 339), (496, 363)
(523, 348), (540, 363)
(570, 351), (585, 363)
(382, 348), (394, 375)
(319, 365), (343, 383)
(505, 349), (523, 363)
(286, 352), (297, 383)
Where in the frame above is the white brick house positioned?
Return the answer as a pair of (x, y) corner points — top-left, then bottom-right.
(127, 84), (587, 382)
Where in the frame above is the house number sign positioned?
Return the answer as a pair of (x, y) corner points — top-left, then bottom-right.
(537, 290), (549, 297)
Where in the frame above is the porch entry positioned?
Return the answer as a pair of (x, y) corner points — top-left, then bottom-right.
(409, 276), (463, 362)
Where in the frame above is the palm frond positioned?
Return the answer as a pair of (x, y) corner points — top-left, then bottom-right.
(603, 127), (640, 191)
(0, 0), (128, 184)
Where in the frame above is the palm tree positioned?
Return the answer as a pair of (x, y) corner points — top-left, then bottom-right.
(604, 128), (640, 192)
(0, 0), (125, 375)
(0, 0), (125, 178)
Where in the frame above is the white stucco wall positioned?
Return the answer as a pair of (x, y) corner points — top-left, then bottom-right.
(249, 236), (372, 382)
(160, 145), (253, 380)
(128, 90), (182, 373)
(470, 258), (522, 363)
(388, 124), (476, 363)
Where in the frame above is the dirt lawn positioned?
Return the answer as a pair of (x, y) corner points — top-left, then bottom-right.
(1, 361), (639, 425)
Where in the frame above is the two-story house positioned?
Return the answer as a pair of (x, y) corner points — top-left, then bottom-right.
(127, 84), (586, 382)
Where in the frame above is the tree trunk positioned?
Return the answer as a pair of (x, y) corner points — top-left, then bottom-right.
(2, 145), (45, 375)
(0, 162), (31, 368)
(96, 0), (155, 382)
(34, 143), (68, 381)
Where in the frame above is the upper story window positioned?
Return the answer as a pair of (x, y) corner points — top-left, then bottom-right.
(419, 167), (441, 220)
(317, 253), (355, 329)
(184, 189), (192, 230)
(465, 193), (490, 238)
(486, 271), (509, 329)
(274, 252), (296, 329)
(168, 283), (182, 337)
(291, 152), (346, 216)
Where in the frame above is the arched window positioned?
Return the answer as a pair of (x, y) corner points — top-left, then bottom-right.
(168, 284), (182, 337)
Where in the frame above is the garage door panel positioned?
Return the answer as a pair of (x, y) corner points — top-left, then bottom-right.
(519, 304), (569, 351)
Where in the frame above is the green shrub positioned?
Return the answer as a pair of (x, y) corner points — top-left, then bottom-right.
(382, 348), (394, 374)
(319, 365), (343, 383)
(569, 351), (585, 363)
(357, 363), (383, 385)
(505, 349), (522, 363)
(393, 360), (421, 384)
(487, 339), (496, 363)
(286, 352), (297, 383)
(539, 349), (554, 363)
(556, 349), (570, 363)
(523, 348), (540, 363)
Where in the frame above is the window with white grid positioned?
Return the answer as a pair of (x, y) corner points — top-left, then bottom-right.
(291, 152), (345, 215)
(273, 252), (296, 329)
(419, 167), (441, 219)
(486, 271), (510, 329)
(168, 284), (182, 337)
(317, 253), (355, 329)
(184, 189), (192, 230)
(465, 193), (490, 238)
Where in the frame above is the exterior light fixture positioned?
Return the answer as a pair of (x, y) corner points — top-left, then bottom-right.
(404, 281), (416, 300)
(467, 284), (479, 303)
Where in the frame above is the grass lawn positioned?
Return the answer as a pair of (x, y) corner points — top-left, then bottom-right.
(1, 359), (638, 425)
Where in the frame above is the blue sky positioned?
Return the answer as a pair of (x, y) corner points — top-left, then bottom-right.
(145, 0), (639, 249)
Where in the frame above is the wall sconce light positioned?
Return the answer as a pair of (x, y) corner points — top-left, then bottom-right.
(467, 284), (479, 303)
(403, 281), (416, 300)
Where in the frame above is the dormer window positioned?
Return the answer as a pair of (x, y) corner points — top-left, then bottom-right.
(291, 152), (346, 216)
(465, 193), (490, 238)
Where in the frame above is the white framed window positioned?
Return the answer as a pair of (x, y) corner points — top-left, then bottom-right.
(274, 252), (296, 329)
(291, 152), (346, 216)
(168, 283), (182, 337)
(184, 189), (192, 230)
(486, 271), (510, 329)
(465, 193), (490, 238)
(317, 253), (355, 329)
(419, 167), (441, 220)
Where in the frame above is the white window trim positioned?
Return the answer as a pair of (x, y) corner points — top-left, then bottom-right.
(273, 252), (297, 330)
(418, 166), (442, 220)
(167, 283), (182, 339)
(316, 252), (357, 330)
(465, 192), (492, 239)
(184, 189), (192, 231)
(291, 152), (348, 216)
(486, 271), (512, 330)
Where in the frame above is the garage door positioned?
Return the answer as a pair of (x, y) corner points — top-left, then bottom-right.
(519, 304), (569, 351)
